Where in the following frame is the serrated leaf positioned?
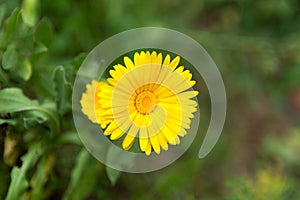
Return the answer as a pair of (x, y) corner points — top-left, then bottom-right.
(2, 45), (19, 70)
(53, 66), (72, 115)
(21, 0), (39, 27)
(0, 88), (59, 132)
(16, 59), (32, 81)
(106, 166), (121, 186)
(5, 143), (43, 200)
(34, 18), (53, 47)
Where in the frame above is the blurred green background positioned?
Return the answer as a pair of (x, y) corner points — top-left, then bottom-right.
(0, 0), (300, 199)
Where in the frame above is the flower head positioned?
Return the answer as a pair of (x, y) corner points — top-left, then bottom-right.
(81, 51), (198, 155)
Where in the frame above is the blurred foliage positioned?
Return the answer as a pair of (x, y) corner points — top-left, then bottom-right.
(0, 0), (300, 199)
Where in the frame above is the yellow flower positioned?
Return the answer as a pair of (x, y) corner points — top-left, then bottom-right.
(80, 51), (199, 155)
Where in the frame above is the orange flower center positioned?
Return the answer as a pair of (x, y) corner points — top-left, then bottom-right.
(135, 91), (157, 114)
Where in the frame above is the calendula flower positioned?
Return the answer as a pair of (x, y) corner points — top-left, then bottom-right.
(80, 51), (198, 155)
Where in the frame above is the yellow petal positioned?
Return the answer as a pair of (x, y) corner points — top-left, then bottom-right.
(181, 69), (192, 80)
(124, 56), (134, 70)
(109, 70), (119, 79)
(177, 128), (187, 137)
(150, 51), (157, 63)
(150, 135), (160, 154)
(107, 78), (117, 86)
(153, 52), (162, 64)
(100, 123), (109, 129)
(110, 128), (125, 140)
(189, 80), (196, 87)
(114, 64), (127, 73)
(163, 54), (171, 67)
(175, 136), (180, 144)
(158, 133), (168, 150)
(139, 127), (148, 151)
(144, 51), (151, 65)
(161, 126), (177, 145)
(134, 52), (141, 66)
(169, 56), (180, 69)
(177, 91), (199, 99)
(139, 51), (146, 65)
(122, 134), (135, 150)
(104, 120), (118, 135)
(175, 66), (184, 73)
(80, 81), (104, 124)
(122, 124), (139, 150)
(145, 139), (152, 155)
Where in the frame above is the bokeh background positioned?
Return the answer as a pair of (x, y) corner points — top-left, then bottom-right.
(1, 0), (300, 199)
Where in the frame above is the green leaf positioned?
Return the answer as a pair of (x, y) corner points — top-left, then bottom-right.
(0, 88), (59, 132)
(57, 132), (81, 145)
(5, 143), (43, 200)
(21, 0), (39, 27)
(53, 66), (72, 115)
(34, 18), (53, 47)
(0, 4), (7, 27)
(0, 67), (10, 85)
(2, 45), (19, 70)
(106, 166), (121, 186)
(0, 88), (39, 113)
(63, 149), (102, 200)
(64, 53), (87, 83)
(104, 146), (128, 185)
(0, 31), (5, 49)
(29, 154), (55, 200)
(3, 8), (21, 42)
(16, 59), (32, 81)
(32, 41), (48, 54)
(0, 118), (17, 125)
(22, 110), (48, 129)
